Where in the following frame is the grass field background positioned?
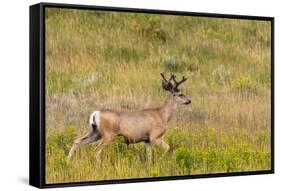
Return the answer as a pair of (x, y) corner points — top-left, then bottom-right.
(45, 8), (272, 184)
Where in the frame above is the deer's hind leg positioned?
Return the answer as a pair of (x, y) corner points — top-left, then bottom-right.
(68, 131), (100, 160)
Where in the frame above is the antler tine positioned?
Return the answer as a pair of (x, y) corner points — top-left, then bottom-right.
(160, 72), (174, 92)
(160, 72), (169, 83)
(169, 72), (176, 81)
(169, 73), (188, 91)
(170, 72), (177, 84)
(174, 76), (188, 89)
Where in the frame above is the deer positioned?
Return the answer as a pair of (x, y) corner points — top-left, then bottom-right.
(67, 72), (191, 162)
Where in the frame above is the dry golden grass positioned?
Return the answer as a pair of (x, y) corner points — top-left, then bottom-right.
(45, 8), (271, 184)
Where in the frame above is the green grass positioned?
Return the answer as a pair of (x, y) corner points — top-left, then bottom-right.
(45, 8), (271, 184)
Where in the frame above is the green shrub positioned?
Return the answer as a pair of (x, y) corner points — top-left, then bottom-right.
(224, 147), (240, 172)
(175, 148), (194, 173)
(143, 16), (170, 43)
(166, 130), (187, 149)
(46, 126), (76, 155)
(54, 151), (69, 170)
(234, 74), (257, 93)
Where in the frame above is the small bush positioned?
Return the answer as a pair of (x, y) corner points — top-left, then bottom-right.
(175, 148), (194, 173)
(206, 150), (220, 172)
(224, 147), (240, 172)
(54, 151), (69, 170)
(166, 130), (187, 149)
(112, 138), (128, 154)
(46, 126), (76, 156)
(234, 74), (257, 93)
(143, 17), (170, 43)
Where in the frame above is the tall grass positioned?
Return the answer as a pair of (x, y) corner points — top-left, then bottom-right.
(45, 8), (271, 184)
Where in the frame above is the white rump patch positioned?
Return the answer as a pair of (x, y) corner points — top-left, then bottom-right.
(89, 111), (100, 130)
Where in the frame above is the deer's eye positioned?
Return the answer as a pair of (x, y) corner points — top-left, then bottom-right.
(179, 94), (184, 97)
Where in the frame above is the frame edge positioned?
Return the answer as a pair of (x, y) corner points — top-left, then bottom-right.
(29, 3), (44, 188)
(31, 2), (275, 188)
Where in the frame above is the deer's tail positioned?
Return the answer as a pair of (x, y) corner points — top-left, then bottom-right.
(89, 111), (101, 133)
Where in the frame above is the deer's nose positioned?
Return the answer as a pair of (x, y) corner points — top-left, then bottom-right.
(185, 100), (191, 104)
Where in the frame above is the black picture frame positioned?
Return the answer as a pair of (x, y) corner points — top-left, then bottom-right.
(30, 2), (275, 189)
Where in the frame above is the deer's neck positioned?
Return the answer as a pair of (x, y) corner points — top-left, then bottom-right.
(160, 94), (177, 123)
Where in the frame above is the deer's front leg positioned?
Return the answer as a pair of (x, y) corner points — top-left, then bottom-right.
(153, 138), (171, 158)
(145, 142), (152, 164)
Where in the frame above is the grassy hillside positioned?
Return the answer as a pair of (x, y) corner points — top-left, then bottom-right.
(45, 8), (271, 184)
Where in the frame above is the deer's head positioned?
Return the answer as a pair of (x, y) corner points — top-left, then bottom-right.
(160, 72), (191, 105)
